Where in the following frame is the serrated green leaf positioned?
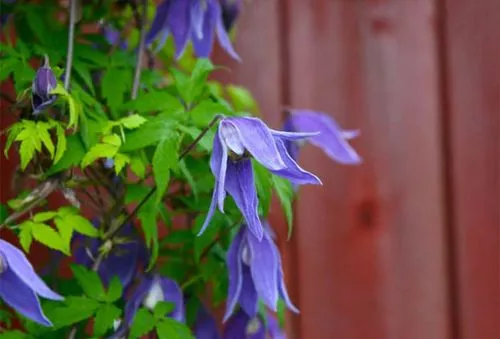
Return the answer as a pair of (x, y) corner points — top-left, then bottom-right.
(81, 143), (119, 168)
(53, 123), (67, 164)
(120, 114), (147, 129)
(102, 134), (122, 146)
(272, 175), (294, 238)
(64, 214), (98, 237)
(19, 223), (33, 253)
(53, 217), (73, 253)
(153, 136), (178, 204)
(106, 276), (123, 303)
(45, 134), (85, 175)
(4, 123), (24, 158)
(153, 302), (175, 320)
(36, 122), (55, 159)
(102, 68), (130, 114)
(129, 308), (155, 339)
(31, 223), (68, 254)
(33, 211), (57, 223)
(121, 116), (178, 152)
(47, 296), (100, 328)
(114, 153), (130, 174)
(15, 121), (42, 170)
(93, 304), (122, 337)
(130, 155), (146, 179)
(156, 318), (193, 339)
(120, 91), (182, 114)
(71, 265), (106, 301)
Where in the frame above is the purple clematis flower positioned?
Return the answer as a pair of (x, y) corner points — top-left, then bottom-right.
(223, 309), (285, 339)
(73, 222), (142, 290)
(110, 274), (184, 338)
(220, 0), (242, 31)
(195, 304), (221, 339)
(283, 110), (362, 165)
(99, 21), (128, 50)
(146, 0), (240, 60)
(224, 223), (298, 321)
(31, 56), (58, 115)
(198, 116), (321, 240)
(0, 239), (63, 326)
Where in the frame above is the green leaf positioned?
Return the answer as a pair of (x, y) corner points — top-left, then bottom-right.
(65, 214), (98, 237)
(0, 204), (7, 224)
(47, 296), (100, 328)
(130, 155), (146, 179)
(81, 143), (119, 168)
(31, 223), (68, 254)
(121, 116), (178, 152)
(19, 223), (33, 253)
(93, 304), (121, 337)
(106, 276), (123, 303)
(129, 308), (155, 339)
(189, 100), (231, 127)
(272, 175), (294, 238)
(177, 125), (213, 152)
(113, 153), (130, 173)
(102, 68), (130, 114)
(102, 133), (122, 147)
(70, 265), (106, 301)
(4, 122), (24, 158)
(53, 217), (73, 253)
(15, 121), (42, 170)
(33, 211), (57, 223)
(153, 135), (179, 204)
(45, 134), (86, 176)
(73, 62), (96, 95)
(53, 123), (67, 164)
(120, 114), (147, 129)
(36, 122), (55, 159)
(226, 84), (258, 112)
(138, 200), (159, 269)
(153, 302), (175, 319)
(178, 160), (198, 202)
(253, 161), (272, 216)
(120, 91), (182, 114)
(156, 318), (193, 339)
(0, 331), (31, 339)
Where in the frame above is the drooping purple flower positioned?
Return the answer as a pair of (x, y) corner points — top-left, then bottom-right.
(110, 274), (185, 339)
(100, 21), (128, 50)
(223, 309), (286, 339)
(283, 110), (362, 165)
(31, 56), (58, 114)
(0, 239), (64, 326)
(73, 222), (142, 290)
(146, 0), (240, 60)
(195, 304), (221, 339)
(224, 222), (298, 321)
(220, 0), (242, 31)
(198, 116), (321, 240)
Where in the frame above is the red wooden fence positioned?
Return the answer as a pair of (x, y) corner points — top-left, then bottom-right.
(217, 0), (500, 338)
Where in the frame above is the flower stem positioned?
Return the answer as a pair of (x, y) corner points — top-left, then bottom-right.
(130, 0), (148, 103)
(63, 0), (77, 91)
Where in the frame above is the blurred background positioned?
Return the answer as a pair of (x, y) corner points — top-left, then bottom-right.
(1, 1), (499, 339)
(213, 1), (500, 339)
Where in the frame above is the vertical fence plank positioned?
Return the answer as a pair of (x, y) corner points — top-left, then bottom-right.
(285, 0), (452, 338)
(443, 1), (500, 338)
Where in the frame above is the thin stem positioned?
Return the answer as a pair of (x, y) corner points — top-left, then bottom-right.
(64, 0), (77, 90)
(130, 0), (148, 103)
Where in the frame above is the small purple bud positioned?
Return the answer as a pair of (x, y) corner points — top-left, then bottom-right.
(31, 56), (58, 115)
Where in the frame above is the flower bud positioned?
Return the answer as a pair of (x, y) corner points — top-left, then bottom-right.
(31, 56), (58, 114)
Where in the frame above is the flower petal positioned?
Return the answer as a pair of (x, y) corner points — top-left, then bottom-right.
(0, 239), (63, 301)
(145, 0), (171, 45)
(167, 0), (192, 59)
(191, 0), (216, 58)
(274, 245), (299, 314)
(195, 304), (221, 339)
(0, 268), (53, 326)
(222, 117), (286, 171)
(190, 0), (205, 40)
(247, 231), (278, 311)
(289, 110), (362, 164)
(224, 160), (263, 240)
(224, 228), (245, 322)
(266, 313), (286, 339)
(158, 277), (185, 323)
(238, 266), (258, 317)
(214, 128), (229, 212)
(271, 138), (322, 185)
(98, 241), (139, 289)
(223, 309), (249, 339)
(213, 0), (241, 61)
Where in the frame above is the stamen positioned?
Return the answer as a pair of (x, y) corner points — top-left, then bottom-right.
(246, 317), (261, 335)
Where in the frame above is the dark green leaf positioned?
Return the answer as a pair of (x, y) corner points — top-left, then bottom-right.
(120, 91), (182, 114)
(47, 296), (100, 328)
(153, 134), (179, 204)
(153, 301), (175, 319)
(93, 304), (122, 337)
(106, 276), (123, 303)
(45, 134), (86, 176)
(129, 308), (155, 339)
(272, 175), (294, 238)
(121, 117), (178, 152)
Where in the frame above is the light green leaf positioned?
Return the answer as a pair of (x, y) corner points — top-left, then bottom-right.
(93, 304), (122, 337)
(102, 68), (130, 114)
(19, 223), (33, 253)
(227, 84), (258, 112)
(71, 265), (106, 301)
(36, 122), (55, 159)
(53, 217), (73, 253)
(129, 308), (155, 339)
(102, 134), (122, 146)
(54, 123), (67, 164)
(121, 117), (178, 152)
(65, 214), (98, 237)
(120, 114), (147, 129)
(15, 121), (42, 170)
(31, 223), (68, 254)
(272, 175), (294, 238)
(106, 276), (123, 303)
(81, 143), (119, 168)
(153, 135), (179, 204)
(45, 134), (85, 176)
(177, 125), (213, 152)
(114, 153), (131, 174)
(33, 211), (57, 223)
(47, 296), (100, 328)
(4, 122), (24, 158)
(130, 156), (146, 179)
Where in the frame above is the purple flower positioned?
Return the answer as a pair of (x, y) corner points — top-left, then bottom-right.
(195, 304), (221, 339)
(223, 309), (286, 339)
(220, 0), (242, 31)
(284, 110), (362, 165)
(31, 56), (58, 115)
(73, 223), (142, 290)
(0, 239), (63, 326)
(224, 223), (298, 321)
(198, 116), (321, 240)
(110, 274), (184, 338)
(146, 0), (240, 60)
(100, 22), (128, 50)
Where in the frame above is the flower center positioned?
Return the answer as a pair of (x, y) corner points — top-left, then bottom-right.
(241, 244), (251, 266)
(228, 149), (251, 162)
(245, 317), (261, 335)
(143, 279), (164, 310)
(0, 255), (7, 274)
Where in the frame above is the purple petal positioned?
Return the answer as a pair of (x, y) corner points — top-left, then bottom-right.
(98, 241), (139, 289)
(289, 110), (362, 165)
(246, 231), (279, 311)
(238, 266), (258, 317)
(145, 0), (171, 45)
(273, 243), (299, 314)
(190, 0), (205, 39)
(266, 313), (286, 339)
(224, 228), (245, 322)
(222, 117), (286, 171)
(158, 277), (185, 323)
(270, 129), (319, 141)
(198, 183), (220, 236)
(191, 0), (216, 58)
(0, 268), (53, 326)
(270, 138), (322, 185)
(167, 0), (192, 59)
(195, 304), (221, 339)
(223, 309), (250, 339)
(0, 239), (63, 301)
(224, 160), (263, 240)
(125, 276), (153, 326)
(212, 0), (241, 61)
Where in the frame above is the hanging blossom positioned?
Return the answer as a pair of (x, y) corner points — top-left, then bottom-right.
(146, 0), (240, 60)
(198, 116), (321, 240)
(220, 0), (242, 31)
(110, 274), (184, 338)
(31, 56), (58, 115)
(194, 304), (221, 339)
(283, 110), (362, 165)
(0, 239), (63, 326)
(73, 222), (145, 291)
(223, 309), (285, 339)
(224, 221), (298, 321)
